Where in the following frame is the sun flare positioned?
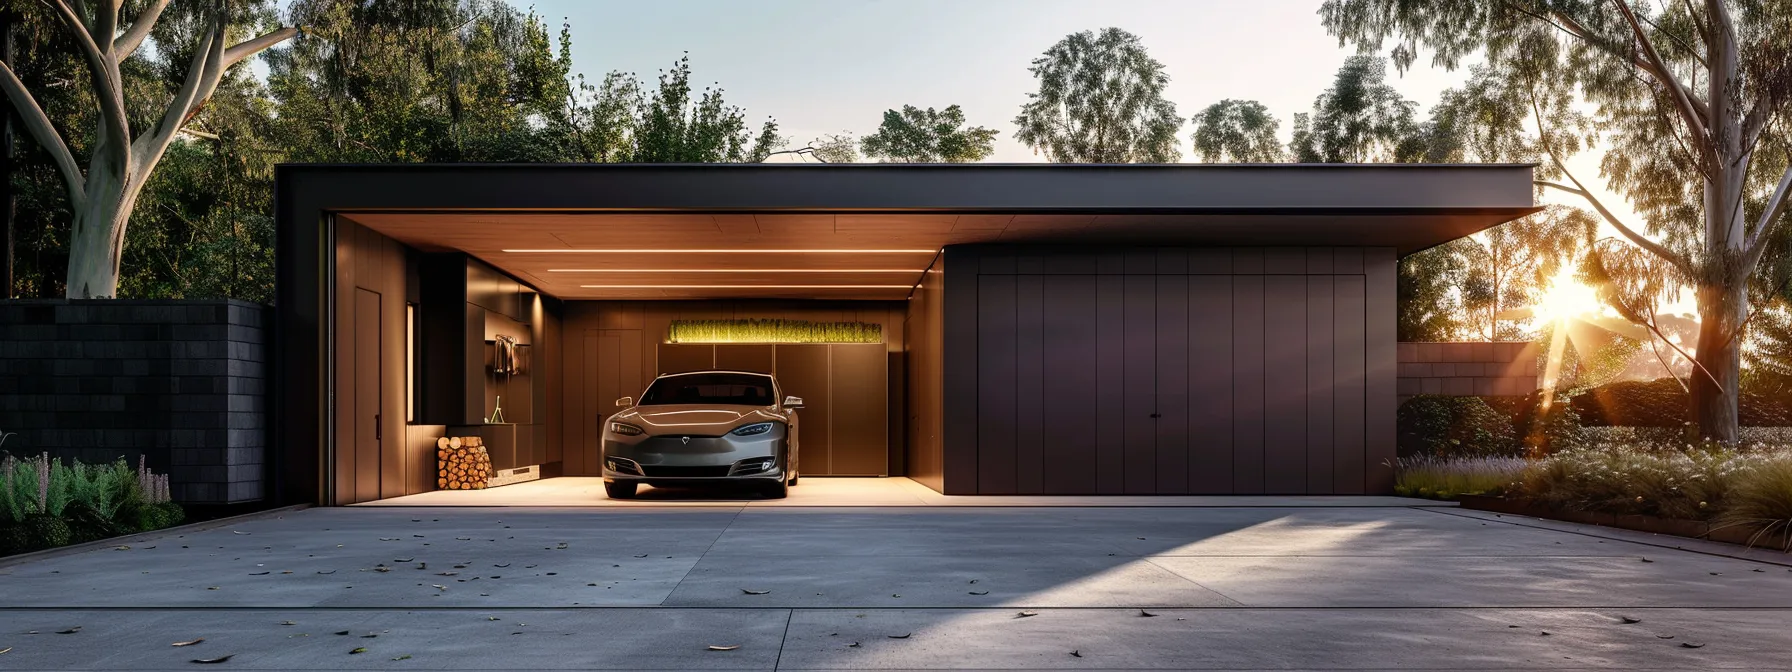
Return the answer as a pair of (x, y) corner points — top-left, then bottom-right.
(1533, 270), (1603, 323)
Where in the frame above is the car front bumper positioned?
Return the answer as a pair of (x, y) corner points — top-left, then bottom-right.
(601, 424), (789, 485)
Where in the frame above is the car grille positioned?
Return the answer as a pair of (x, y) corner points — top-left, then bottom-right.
(639, 465), (734, 478)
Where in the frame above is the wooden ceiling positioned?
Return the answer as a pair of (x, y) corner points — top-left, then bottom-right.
(342, 210), (1524, 300)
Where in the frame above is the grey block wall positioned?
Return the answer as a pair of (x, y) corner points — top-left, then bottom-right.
(0, 299), (269, 504)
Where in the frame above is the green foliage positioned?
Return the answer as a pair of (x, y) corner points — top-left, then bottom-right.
(1289, 56), (1421, 163)
(805, 133), (860, 164)
(1397, 242), (1470, 341)
(1717, 454), (1792, 548)
(1189, 100), (1283, 163)
(1392, 455), (1527, 500)
(860, 104), (997, 163)
(21, 514), (70, 551)
(1519, 443), (1772, 522)
(1397, 395), (1521, 459)
(1459, 206), (1596, 341)
(1013, 28), (1182, 163)
(631, 54), (782, 163)
(667, 319), (883, 344)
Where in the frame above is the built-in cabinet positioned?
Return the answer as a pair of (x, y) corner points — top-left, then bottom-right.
(422, 253), (554, 477)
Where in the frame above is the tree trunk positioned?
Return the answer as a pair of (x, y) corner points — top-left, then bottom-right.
(64, 165), (135, 299)
(1691, 279), (1744, 444)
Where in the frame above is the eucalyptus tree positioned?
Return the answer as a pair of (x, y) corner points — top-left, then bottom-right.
(1289, 56), (1423, 163)
(1323, 0), (1792, 442)
(859, 104), (996, 163)
(1013, 28), (1183, 163)
(1190, 99), (1284, 162)
(0, 0), (296, 298)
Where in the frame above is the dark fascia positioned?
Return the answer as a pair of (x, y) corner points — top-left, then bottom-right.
(274, 163), (1539, 214)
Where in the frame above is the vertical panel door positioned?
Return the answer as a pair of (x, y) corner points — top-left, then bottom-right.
(828, 344), (888, 475)
(774, 344), (831, 474)
(353, 288), (382, 504)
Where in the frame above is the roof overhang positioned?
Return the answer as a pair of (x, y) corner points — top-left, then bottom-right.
(277, 163), (1539, 300)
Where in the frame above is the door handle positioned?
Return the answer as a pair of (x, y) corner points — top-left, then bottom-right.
(1149, 413), (1162, 419)
(375, 414), (381, 440)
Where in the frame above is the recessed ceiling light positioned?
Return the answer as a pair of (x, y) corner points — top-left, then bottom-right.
(547, 268), (926, 273)
(578, 285), (913, 289)
(504, 249), (938, 254)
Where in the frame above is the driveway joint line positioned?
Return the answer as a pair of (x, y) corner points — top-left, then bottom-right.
(660, 503), (750, 605)
(1418, 506), (1792, 568)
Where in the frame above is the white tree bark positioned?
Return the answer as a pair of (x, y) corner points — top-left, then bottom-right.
(0, 1), (296, 298)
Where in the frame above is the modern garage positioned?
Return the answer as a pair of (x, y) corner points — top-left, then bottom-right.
(273, 163), (1538, 505)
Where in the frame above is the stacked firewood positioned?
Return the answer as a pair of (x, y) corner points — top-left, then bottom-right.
(436, 436), (493, 490)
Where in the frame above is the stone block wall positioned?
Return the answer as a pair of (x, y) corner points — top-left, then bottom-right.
(1396, 341), (1540, 402)
(0, 299), (269, 504)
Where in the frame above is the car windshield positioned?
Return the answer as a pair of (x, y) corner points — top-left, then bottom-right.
(639, 373), (775, 406)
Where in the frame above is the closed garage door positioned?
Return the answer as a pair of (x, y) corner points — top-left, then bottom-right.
(945, 246), (1396, 495)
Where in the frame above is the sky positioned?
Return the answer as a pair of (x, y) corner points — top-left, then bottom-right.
(513, 0), (1641, 244)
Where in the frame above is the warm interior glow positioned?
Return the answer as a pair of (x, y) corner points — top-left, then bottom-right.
(547, 268), (926, 273)
(504, 249), (939, 254)
(579, 284), (912, 289)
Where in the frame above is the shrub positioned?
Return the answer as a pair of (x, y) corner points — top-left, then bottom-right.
(1397, 395), (1521, 458)
(0, 454), (181, 555)
(1514, 391), (1587, 455)
(1392, 455), (1527, 499)
(1715, 451), (1792, 550)
(22, 513), (70, 550)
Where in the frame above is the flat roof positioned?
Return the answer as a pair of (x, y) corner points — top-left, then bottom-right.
(278, 163), (1538, 300)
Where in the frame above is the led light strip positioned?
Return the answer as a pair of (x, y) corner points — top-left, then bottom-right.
(579, 284), (913, 289)
(548, 268), (926, 273)
(504, 249), (938, 254)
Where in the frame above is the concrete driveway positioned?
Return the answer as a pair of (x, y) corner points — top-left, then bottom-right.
(1, 502), (1789, 670)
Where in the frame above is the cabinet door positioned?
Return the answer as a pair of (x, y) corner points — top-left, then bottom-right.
(828, 344), (887, 475)
(773, 345), (831, 474)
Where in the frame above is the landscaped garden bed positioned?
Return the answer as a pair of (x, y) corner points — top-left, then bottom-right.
(1394, 445), (1792, 551)
(1, 453), (185, 556)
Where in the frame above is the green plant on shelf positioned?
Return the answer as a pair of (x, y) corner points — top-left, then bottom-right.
(668, 318), (883, 344)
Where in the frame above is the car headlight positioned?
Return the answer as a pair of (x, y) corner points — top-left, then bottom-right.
(608, 422), (643, 436)
(730, 422), (775, 437)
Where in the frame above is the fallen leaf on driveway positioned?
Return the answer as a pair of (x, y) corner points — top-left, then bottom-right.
(706, 644), (740, 651)
(379, 538), (399, 541)
(191, 655), (234, 663)
(55, 627), (81, 634)
(493, 563), (510, 568)
(394, 558), (414, 563)
(1070, 650), (1081, 658)
(968, 591), (989, 596)
(846, 642), (860, 648)
(0, 646), (10, 654)
(1640, 557), (1654, 563)
(1657, 634), (1675, 639)
(392, 654), (411, 660)
(350, 647), (368, 654)
(1016, 611), (1038, 618)
(280, 621), (297, 626)
(114, 545), (130, 551)
(741, 589), (770, 595)
(1681, 642), (1705, 648)
(888, 633), (911, 639)
(1139, 609), (1157, 617)
(1620, 616), (1642, 624)
(233, 531), (249, 535)
(334, 630), (351, 636)
(172, 638), (204, 647)
(248, 572), (269, 576)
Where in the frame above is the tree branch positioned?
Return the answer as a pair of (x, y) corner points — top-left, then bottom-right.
(112, 0), (169, 58)
(46, 0), (130, 165)
(93, 0), (119, 54)
(0, 59), (85, 208)
(130, 17), (220, 179)
(1611, 0), (1714, 165)
(1741, 164), (1792, 273)
(221, 25), (300, 69)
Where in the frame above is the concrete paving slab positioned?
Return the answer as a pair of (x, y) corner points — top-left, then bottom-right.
(0, 609), (789, 670)
(775, 608), (1792, 669)
(1150, 553), (1792, 607)
(664, 554), (1243, 608)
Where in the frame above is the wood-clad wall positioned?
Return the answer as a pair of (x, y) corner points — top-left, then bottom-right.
(941, 245), (1397, 495)
(560, 300), (908, 477)
(903, 254), (945, 492)
(333, 221), (428, 504)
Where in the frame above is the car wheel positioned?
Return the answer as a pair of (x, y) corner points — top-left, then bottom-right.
(604, 481), (637, 499)
(761, 480), (788, 499)
(788, 476), (799, 487)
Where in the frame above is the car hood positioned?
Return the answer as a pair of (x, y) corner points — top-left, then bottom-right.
(614, 404), (786, 436)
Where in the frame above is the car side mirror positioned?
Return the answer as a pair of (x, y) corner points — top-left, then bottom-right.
(614, 396), (633, 408)
(783, 395), (804, 410)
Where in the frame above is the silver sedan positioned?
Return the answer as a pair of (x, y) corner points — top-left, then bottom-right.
(600, 370), (801, 499)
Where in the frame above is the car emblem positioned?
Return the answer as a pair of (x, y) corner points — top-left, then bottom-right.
(681, 436), (691, 445)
